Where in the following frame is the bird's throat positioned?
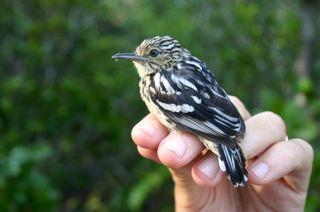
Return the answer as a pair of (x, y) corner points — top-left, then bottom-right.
(133, 61), (151, 78)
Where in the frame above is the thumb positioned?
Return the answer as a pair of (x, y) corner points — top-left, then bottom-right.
(156, 131), (216, 209)
(131, 114), (202, 185)
(156, 130), (204, 185)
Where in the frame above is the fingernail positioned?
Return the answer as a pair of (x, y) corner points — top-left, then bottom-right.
(138, 121), (155, 140)
(198, 157), (218, 180)
(251, 162), (269, 178)
(161, 137), (186, 158)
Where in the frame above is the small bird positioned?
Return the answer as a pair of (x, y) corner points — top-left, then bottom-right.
(112, 36), (247, 186)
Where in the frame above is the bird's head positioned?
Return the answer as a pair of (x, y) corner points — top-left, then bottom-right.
(112, 36), (190, 77)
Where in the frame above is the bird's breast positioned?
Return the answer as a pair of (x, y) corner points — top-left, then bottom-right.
(139, 77), (175, 130)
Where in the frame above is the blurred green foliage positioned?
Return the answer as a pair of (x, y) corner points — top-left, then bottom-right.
(0, 0), (319, 211)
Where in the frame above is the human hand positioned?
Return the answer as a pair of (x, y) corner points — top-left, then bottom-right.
(131, 96), (313, 212)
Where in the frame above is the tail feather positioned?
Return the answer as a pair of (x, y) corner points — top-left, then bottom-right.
(217, 143), (248, 187)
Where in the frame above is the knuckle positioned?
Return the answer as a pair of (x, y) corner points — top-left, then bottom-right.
(131, 125), (139, 141)
(292, 138), (314, 163)
(229, 95), (242, 106)
(279, 139), (314, 171)
(228, 95), (250, 120)
(282, 142), (298, 162)
(263, 111), (286, 134)
(229, 95), (239, 101)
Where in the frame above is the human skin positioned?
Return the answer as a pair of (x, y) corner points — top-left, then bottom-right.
(131, 96), (313, 212)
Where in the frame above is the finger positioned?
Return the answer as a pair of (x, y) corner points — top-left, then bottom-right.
(248, 139), (313, 192)
(137, 146), (161, 163)
(157, 130), (204, 168)
(229, 96), (251, 121)
(241, 111), (287, 159)
(191, 153), (225, 187)
(131, 113), (169, 149)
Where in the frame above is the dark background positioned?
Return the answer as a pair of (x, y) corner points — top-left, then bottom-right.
(1, 0), (319, 211)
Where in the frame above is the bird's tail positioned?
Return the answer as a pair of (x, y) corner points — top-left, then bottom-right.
(217, 143), (248, 187)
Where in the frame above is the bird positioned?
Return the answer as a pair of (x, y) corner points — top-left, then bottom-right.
(112, 35), (247, 187)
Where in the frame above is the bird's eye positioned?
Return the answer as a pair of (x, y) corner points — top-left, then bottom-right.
(149, 49), (160, 57)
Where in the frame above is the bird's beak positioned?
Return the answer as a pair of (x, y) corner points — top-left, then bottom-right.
(112, 53), (146, 62)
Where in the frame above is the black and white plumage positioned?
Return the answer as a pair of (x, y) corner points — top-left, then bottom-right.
(112, 36), (248, 186)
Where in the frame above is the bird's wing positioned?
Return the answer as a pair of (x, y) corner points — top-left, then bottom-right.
(148, 60), (245, 148)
